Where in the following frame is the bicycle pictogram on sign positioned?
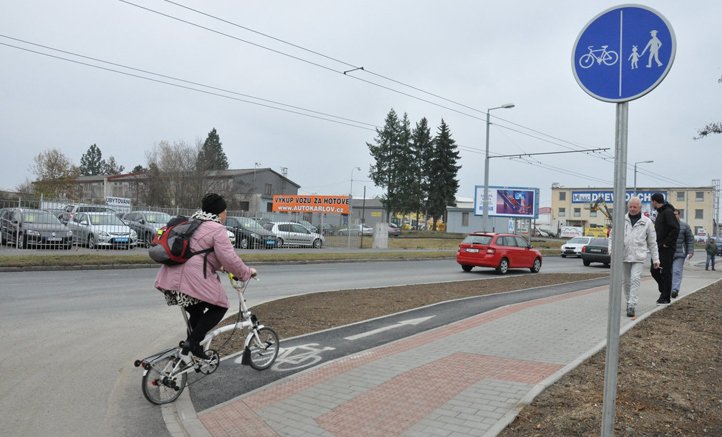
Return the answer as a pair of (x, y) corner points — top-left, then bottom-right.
(578, 45), (619, 69)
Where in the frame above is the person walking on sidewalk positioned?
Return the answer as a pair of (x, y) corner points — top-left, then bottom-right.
(672, 209), (694, 298)
(610, 197), (660, 317)
(650, 193), (679, 305)
(705, 237), (717, 271)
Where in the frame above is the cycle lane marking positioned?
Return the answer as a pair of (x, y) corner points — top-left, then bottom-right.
(343, 315), (436, 340)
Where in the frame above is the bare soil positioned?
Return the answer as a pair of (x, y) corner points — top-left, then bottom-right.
(216, 273), (722, 436)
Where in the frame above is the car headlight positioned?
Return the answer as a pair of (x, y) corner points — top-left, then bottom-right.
(66, 230), (73, 237)
(251, 233), (259, 239)
(26, 229), (40, 236)
(130, 230), (137, 238)
(99, 231), (110, 237)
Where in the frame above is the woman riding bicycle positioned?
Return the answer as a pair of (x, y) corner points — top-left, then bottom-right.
(155, 193), (256, 358)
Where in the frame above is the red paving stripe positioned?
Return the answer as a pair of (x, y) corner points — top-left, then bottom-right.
(316, 352), (562, 437)
(200, 399), (279, 437)
(200, 284), (604, 431)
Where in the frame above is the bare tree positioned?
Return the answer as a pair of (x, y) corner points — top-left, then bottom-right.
(145, 140), (202, 208)
(14, 179), (34, 194)
(695, 74), (722, 139)
(30, 149), (79, 198)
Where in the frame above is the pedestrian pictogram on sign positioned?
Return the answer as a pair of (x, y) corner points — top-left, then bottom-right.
(572, 5), (675, 102)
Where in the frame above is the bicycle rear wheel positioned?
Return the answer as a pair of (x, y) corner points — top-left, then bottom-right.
(142, 355), (188, 405)
(248, 327), (280, 370)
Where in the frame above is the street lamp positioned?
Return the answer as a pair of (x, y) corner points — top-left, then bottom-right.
(349, 166), (361, 247)
(633, 160), (654, 197)
(482, 103), (515, 232)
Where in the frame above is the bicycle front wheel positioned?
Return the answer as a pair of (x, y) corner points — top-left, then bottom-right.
(578, 53), (594, 69)
(142, 355), (187, 405)
(248, 327), (280, 370)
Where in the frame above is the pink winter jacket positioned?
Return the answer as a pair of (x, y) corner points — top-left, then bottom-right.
(154, 220), (253, 308)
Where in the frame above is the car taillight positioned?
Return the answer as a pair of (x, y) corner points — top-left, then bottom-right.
(582, 246), (587, 253)
(487, 248), (495, 254)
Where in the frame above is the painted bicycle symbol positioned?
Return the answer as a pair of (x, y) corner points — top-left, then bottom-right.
(269, 343), (335, 372)
(578, 45), (619, 69)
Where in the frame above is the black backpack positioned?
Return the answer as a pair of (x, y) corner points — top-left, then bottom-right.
(149, 216), (214, 277)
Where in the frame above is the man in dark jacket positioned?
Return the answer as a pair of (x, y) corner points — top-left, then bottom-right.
(650, 193), (679, 304)
(671, 209), (694, 298)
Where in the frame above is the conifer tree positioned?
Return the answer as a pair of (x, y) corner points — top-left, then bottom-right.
(427, 119), (461, 229)
(410, 117), (433, 226)
(197, 128), (229, 171)
(79, 144), (104, 176)
(368, 109), (403, 221)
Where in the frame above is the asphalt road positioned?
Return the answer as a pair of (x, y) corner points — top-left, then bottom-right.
(0, 256), (594, 436)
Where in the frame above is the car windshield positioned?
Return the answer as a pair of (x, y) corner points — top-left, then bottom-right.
(22, 211), (61, 224)
(462, 235), (492, 245)
(145, 213), (171, 224)
(236, 217), (265, 230)
(88, 214), (124, 226)
(568, 237), (589, 244)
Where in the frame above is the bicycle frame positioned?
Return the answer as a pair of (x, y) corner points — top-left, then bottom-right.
(194, 276), (267, 352)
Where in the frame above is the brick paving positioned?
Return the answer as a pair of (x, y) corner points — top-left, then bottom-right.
(197, 271), (717, 437)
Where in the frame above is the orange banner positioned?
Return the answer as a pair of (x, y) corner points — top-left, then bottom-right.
(272, 195), (350, 215)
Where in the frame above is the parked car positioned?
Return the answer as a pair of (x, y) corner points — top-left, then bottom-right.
(227, 229), (236, 247)
(715, 237), (722, 256)
(560, 236), (593, 258)
(580, 238), (611, 267)
(456, 232), (542, 275)
(292, 219), (318, 233)
(262, 221), (324, 248)
(337, 224), (374, 236)
(0, 208), (73, 249)
(65, 212), (138, 249)
(122, 211), (172, 247)
(387, 222), (401, 237)
(317, 223), (339, 236)
(225, 216), (277, 249)
(57, 203), (117, 224)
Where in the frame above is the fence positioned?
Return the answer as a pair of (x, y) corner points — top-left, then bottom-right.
(0, 195), (370, 252)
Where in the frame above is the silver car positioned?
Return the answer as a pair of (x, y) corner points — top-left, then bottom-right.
(262, 221), (324, 248)
(66, 212), (138, 249)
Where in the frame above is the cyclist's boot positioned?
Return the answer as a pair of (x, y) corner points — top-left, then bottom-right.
(182, 340), (207, 359)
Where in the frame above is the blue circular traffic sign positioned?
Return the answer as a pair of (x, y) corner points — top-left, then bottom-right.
(572, 4), (675, 102)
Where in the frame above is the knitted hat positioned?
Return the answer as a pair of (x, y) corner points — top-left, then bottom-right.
(202, 193), (227, 215)
(651, 192), (665, 204)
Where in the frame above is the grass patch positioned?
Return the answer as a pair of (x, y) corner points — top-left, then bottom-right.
(0, 250), (457, 268)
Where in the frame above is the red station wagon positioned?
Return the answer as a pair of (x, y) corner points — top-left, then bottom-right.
(456, 232), (542, 274)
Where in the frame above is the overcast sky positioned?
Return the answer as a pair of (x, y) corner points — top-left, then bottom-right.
(1, 0), (720, 208)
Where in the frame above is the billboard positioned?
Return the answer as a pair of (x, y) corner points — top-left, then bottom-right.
(570, 190), (664, 204)
(272, 195), (350, 214)
(474, 186), (539, 219)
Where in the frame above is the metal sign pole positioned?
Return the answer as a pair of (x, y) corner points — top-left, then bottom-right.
(601, 102), (629, 437)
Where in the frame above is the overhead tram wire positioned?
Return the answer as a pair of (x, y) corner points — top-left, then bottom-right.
(0, 38), (377, 132)
(156, 0), (643, 158)
(122, 0), (631, 154)
(118, 0), (485, 121)
(129, 0), (663, 166)
(158, 0), (489, 117)
(127, 0), (645, 157)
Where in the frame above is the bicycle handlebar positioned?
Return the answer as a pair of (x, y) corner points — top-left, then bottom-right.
(228, 272), (258, 290)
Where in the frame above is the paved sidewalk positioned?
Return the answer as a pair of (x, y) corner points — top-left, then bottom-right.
(176, 267), (719, 437)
